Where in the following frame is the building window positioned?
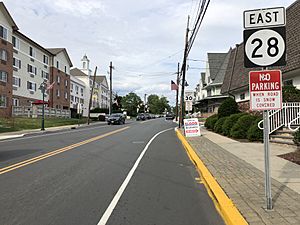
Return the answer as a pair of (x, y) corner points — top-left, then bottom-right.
(64, 66), (67, 73)
(56, 89), (60, 97)
(56, 61), (59, 69)
(27, 64), (37, 75)
(12, 98), (19, 106)
(29, 46), (35, 58)
(57, 76), (60, 84)
(13, 58), (21, 69)
(0, 49), (7, 61)
(0, 71), (7, 82)
(80, 88), (84, 96)
(13, 76), (21, 87)
(12, 36), (20, 49)
(240, 93), (245, 100)
(75, 85), (79, 94)
(27, 81), (36, 91)
(43, 55), (49, 64)
(283, 80), (293, 86)
(65, 92), (68, 99)
(0, 26), (8, 40)
(65, 80), (68, 87)
(207, 89), (211, 97)
(41, 71), (49, 80)
(0, 95), (7, 107)
(75, 97), (79, 103)
(71, 95), (74, 101)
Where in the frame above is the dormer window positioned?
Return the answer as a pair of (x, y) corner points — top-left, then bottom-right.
(0, 26), (8, 40)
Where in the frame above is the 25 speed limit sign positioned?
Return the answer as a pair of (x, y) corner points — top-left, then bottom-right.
(244, 27), (286, 67)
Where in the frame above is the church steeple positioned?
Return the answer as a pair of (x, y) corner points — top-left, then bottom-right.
(81, 54), (90, 70)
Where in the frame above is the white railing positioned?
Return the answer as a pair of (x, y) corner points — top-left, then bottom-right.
(258, 102), (300, 134)
(12, 106), (71, 118)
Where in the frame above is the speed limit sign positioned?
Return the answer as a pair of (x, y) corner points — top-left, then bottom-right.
(184, 90), (194, 102)
(244, 27), (286, 67)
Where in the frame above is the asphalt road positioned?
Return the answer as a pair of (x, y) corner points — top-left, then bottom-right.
(0, 118), (224, 225)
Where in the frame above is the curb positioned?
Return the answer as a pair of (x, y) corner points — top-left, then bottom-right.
(175, 128), (248, 225)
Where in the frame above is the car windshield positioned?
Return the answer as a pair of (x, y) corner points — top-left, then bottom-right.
(110, 114), (122, 118)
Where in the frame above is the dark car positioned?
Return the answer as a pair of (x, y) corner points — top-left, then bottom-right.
(136, 113), (146, 121)
(107, 113), (125, 125)
(165, 112), (175, 120)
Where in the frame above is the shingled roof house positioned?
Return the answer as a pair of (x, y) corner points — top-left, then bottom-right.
(194, 52), (230, 114)
(221, 1), (300, 112)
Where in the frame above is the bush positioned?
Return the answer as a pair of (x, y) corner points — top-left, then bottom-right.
(214, 117), (228, 134)
(230, 114), (257, 139)
(247, 118), (263, 142)
(204, 114), (218, 130)
(282, 86), (300, 102)
(218, 97), (239, 118)
(222, 113), (247, 136)
(293, 129), (300, 145)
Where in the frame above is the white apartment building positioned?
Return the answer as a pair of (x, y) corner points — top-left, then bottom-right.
(12, 31), (52, 107)
(70, 75), (86, 116)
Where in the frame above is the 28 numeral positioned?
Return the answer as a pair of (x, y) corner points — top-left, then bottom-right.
(251, 37), (279, 58)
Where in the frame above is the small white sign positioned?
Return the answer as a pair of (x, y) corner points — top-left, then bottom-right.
(244, 7), (285, 29)
(184, 90), (194, 102)
(185, 101), (193, 111)
(184, 118), (201, 137)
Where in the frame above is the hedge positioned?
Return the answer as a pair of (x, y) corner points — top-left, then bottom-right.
(230, 114), (258, 139)
(247, 117), (263, 142)
(204, 114), (218, 130)
(218, 97), (239, 118)
(214, 117), (228, 134)
(222, 113), (247, 136)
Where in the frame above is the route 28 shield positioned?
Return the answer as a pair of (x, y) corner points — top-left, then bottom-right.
(244, 27), (286, 68)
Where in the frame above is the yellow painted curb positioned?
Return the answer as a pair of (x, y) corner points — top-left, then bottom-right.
(176, 128), (248, 225)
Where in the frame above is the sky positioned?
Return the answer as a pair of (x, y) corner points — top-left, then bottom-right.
(3, 0), (295, 105)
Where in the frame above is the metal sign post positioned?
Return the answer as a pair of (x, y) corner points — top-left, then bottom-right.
(39, 82), (47, 131)
(244, 6), (286, 210)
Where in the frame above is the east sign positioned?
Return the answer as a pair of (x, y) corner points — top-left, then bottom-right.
(243, 7), (286, 68)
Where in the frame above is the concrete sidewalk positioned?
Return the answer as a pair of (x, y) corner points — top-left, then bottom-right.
(0, 121), (107, 141)
(185, 128), (300, 225)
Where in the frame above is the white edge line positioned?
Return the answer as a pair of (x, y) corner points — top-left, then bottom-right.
(0, 124), (110, 143)
(97, 127), (173, 225)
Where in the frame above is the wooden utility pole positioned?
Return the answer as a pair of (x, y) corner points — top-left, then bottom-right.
(87, 66), (98, 125)
(109, 62), (113, 115)
(175, 62), (180, 122)
(179, 16), (190, 127)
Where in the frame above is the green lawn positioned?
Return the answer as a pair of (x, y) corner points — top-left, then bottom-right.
(0, 117), (87, 133)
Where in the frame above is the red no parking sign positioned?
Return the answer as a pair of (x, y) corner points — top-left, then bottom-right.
(249, 70), (282, 111)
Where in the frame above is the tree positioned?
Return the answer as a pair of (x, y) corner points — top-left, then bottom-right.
(121, 92), (142, 116)
(112, 95), (123, 113)
(282, 86), (300, 102)
(147, 94), (171, 114)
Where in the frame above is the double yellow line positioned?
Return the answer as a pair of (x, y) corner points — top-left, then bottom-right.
(0, 126), (130, 175)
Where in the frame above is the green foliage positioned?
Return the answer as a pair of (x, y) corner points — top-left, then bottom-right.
(282, 86), (300, 102)
(230, 114), (257, 139)
(147, 94), (171, 114)
(218, 97), (239, 118)
(90, 108), (109, 114)
(293, 129), (300, 145)
(204, 114), (218, 130)
(222, 113), (247, 136)
(121, 92), (142, 117)
(112, 95), (123, 112)
(247, 118), (263, 142)
(214, 117), (228, 134)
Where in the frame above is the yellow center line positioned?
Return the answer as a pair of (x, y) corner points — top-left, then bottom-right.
(0, 126), (130, 175)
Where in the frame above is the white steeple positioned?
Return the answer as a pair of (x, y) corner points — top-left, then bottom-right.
(81, 54), (90, 70)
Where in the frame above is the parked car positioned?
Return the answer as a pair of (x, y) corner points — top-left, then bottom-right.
(136, 113), (146, 121)
(165, 112), (175, 120)
(107, 113), (126, 125)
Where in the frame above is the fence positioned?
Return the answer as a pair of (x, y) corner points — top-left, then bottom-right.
(12, 106), (71, 118)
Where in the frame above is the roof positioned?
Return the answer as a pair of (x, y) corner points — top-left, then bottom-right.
(207, 53), (227, 81)
(211, 50), (231, 84)
(46, 48), (73, 67)
(95, 75), (108, 88)
(14, 31), (54, 56)
(0, 2), (18, 30)
(221, 0), (300, 94)
(70, 68), (88, 77)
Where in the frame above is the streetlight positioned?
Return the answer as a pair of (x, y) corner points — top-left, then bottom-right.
(39, 81), (47, 131)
